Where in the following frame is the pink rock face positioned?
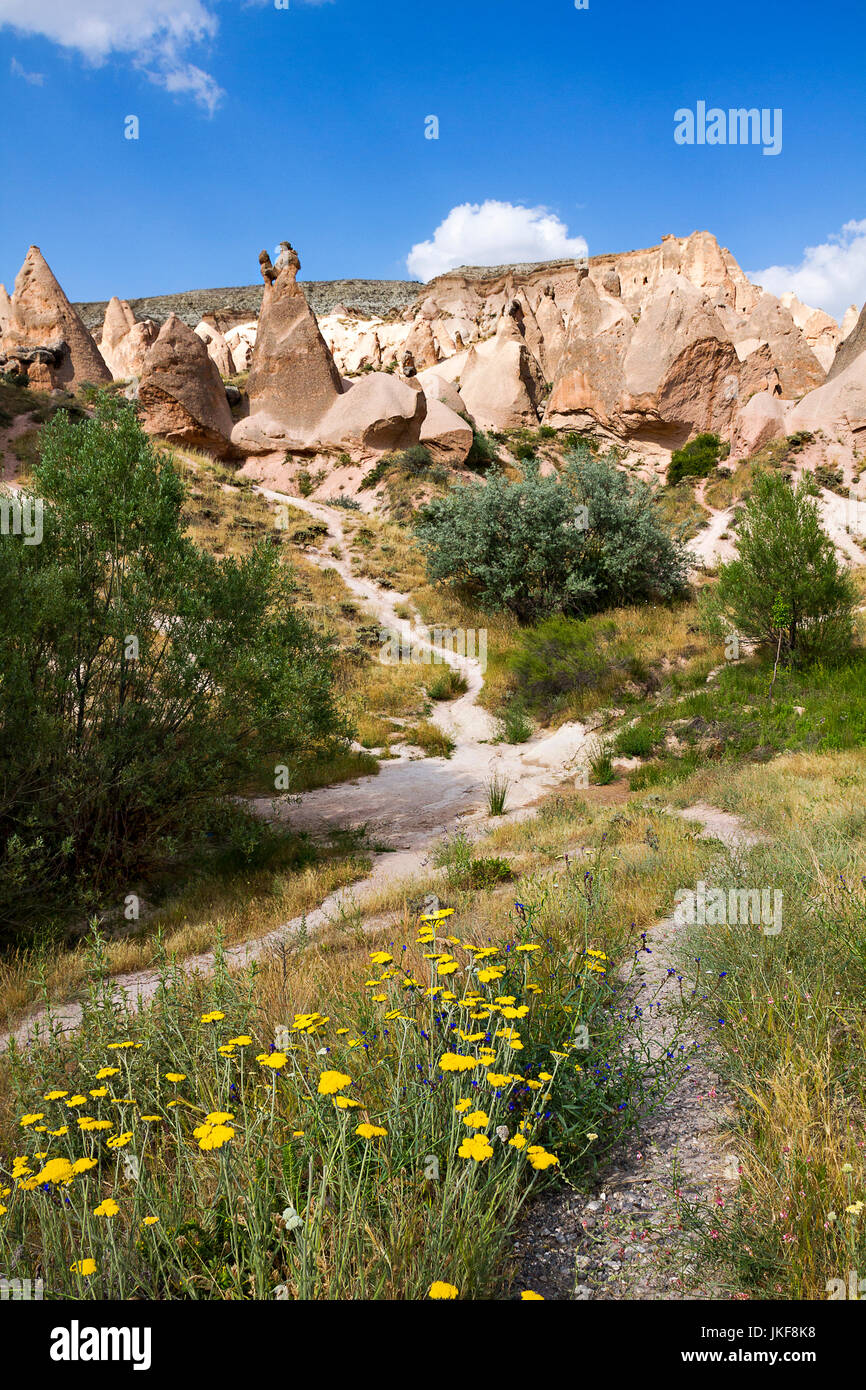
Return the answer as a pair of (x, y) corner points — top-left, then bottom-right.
(730, 293), (825, 398)
(0, 284), (11, 338)
(787, 348), (866, 437)
(245, 250), (344, 436)
(137, 313), (235, 458)
(457, 310), (546, 432)
(420, 397), (473, 464)
(99, 297), (158, 379)
(3, 245), (111, 388)
(316, 372), (427, 453)
(828, 302), (866, 382)
(731, 390), (788, 459)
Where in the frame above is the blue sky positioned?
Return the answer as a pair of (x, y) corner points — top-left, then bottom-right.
(1, 0), (865, 318)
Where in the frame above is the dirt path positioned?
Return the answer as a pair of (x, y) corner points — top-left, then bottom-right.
(3, 489), (592, 1050)
(253, 488), (591, 848)
(510, 803), (757, 1300)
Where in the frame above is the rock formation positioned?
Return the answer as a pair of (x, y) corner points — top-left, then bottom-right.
(458, 311), (547, 432)
(194, 319), (234, 378)
(99, 297), (159, 379)
(827, 302), (866, 382)
(233, 242), (345, 450)
(137, 313), (235, 457)
(232, 242), (424, 457)
(1, 246), (111, 389)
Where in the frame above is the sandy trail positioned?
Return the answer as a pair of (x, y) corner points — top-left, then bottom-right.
(512, 803), (754, 1300)
(3, 490), (590, 1050)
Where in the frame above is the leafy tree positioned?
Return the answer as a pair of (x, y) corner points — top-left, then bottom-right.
(413, 447), (688, 623)
(0, 396), (347, 937)
(715, 470), (856, 665)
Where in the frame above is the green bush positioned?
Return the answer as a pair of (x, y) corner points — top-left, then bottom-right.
(510, 614), (644, 719)
(715, 470), (856, 665)
(414, 447), (688, 623)
(667, 432), (728, 486)
(613, 723), (656, 758)
(0, 395), (347, 939)
(464, 428), (500, 470)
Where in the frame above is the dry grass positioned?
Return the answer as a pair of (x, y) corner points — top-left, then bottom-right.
(0, 854), (370, 1036)
(666, 749), (866, 1298)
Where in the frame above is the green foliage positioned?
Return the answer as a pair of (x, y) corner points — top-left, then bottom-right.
(485, 773), (510, 816)
(498, 697), (533, 744)
(0, 395), (348, 938)
(667, 432), (727, 486)
(426, 666), (468, 700)
(414, 447), (688, 623)
(464, 428), (500, 470)
(715, 470), (856, 665)
(588, 741), (615, 785)
(359, 445), (435, 491)
(465, 856), (514, 889)
(613, 723), (656, 758)
(510, 614), (645, 719)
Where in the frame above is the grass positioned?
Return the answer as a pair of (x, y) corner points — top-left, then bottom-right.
(626, 647), (866, 792)
(0, 797), (715, 1301)
(667, 750), (866, 1299)
(588, 740), (615, 786)
(485, 773), (510, 816)
(506, 600), (720, 726)
(404, 720), (455, 759)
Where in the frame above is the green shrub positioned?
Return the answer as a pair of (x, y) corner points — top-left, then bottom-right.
(498, 698), (533, 744)
(426, 666), (468, 701)
(613, 723), (656, 758)
(466, 856), (514, 888)
(464, 428), (500, 470)
(485, 773), (510, 816)
(414, 447), (688, 623)
(667, 432), (728, 486)
(588, 741), (615, 785)
(510, 614), (644, 719)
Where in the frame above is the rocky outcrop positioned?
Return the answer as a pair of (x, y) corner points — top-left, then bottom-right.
(0, 285), (11, 338)
(827, 303), (866, 382)
(232, 242), (425, 457)
(458, 311), (547, 431)
(533, 286), (567, 378)
(99, 297), (158, 379)
(316, 372), (426, 453)
(224, 321), (257, 373)
(786, 347), (866, 437)
(420, 398), (474, 463)
(779, 292), (840, 372)
(731, 389), (789, 457)
(544, 275), (635, 430)
(1, 246), (111, 389)
(137, 314), (235, 457)
(402, 317), (440, 371)
(194, 320), (234, 378)
(238, 243), (344, 446)
(728, 294), (825, 397)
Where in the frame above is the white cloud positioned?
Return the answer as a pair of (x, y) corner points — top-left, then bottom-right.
(0, 0), (224, 113)
(407, 201), (589, 281)
(750, 220), (866, 323)
(11, 56), (44, 84)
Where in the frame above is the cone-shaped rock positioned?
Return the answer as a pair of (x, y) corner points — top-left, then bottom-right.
(99, 297), (158, 379)
(137, 314), (235, 457)
(2, 246), (111, 389)
(245, 241), (343, 434)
